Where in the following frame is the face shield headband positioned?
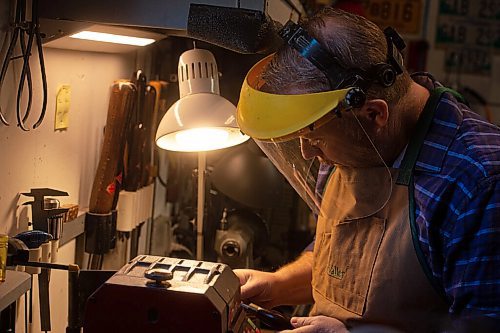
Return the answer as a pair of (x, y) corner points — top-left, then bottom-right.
(237, 21), (406, 142)
(278, 21), (406, 93)
(236, 55), (394, 217)
(238, 54), (357, 141)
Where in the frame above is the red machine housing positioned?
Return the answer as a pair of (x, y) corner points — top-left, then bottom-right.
(83, 255), (252, 333)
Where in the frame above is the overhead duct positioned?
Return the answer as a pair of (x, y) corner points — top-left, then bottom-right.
(38, 0), (304, 53)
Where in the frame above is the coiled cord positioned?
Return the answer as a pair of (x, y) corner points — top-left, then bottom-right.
(0, 0), (47, 130)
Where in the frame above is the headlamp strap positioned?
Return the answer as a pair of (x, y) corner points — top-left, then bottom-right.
(278, 20), (405, 91)
(279, 20), (368, 90)
(384, 27), (405, 75)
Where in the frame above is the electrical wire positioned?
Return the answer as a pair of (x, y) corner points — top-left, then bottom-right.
(33, 1), (48, 129)
(16, 0), (33, 131)
(351, 110), (394, 219)
(0, 0), (21, 126)
(0, 0), (47, 130)
(19, 22), (33, 125)
(29, 279), (33, 330)
(24, 292), (28, 333)
(157, 165), (168, 188)
(155, 147), (168, 188)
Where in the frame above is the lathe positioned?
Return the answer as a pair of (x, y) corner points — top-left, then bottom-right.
(83, 255), (258, 333)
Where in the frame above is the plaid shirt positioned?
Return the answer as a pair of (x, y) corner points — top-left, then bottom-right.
(312, 75), (500, 321)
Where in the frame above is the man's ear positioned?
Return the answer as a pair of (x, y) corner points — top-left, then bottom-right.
(359, 99), (389, 128)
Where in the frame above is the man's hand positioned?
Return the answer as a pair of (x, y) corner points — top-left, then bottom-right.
(235, 252), (315, 307)
(280, 316), (349, 333)
(234, 269), (279, 308)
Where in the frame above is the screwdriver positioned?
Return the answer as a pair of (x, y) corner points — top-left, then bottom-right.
(241, 303), (293, 330)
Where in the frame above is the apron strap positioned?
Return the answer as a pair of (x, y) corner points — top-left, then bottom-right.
(396, 87), (464, 185)
(396, 86), (465, 303)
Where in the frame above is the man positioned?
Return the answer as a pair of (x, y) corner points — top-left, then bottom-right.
(234, 7), (499, 333)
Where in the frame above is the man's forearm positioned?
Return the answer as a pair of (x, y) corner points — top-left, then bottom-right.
(273, 251), (314, 306)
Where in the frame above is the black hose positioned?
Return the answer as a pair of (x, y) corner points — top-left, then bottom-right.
(32, 0), (47, 129)
(16, 5), (34, 131)
(19, 30), (33, 124)
(0, 0), (47, 129)
(0, 1), (22, 126)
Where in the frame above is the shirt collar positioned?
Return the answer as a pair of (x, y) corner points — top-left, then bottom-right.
(411, 73), (463, 173)
(392, 145), (407, 169)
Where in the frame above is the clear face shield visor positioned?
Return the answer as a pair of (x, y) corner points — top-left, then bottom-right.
(255, 138), (325, 216)
(237, 55), (394, 218)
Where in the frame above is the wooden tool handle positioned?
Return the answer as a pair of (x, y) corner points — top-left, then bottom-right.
(141, 84), (158, 186)
(123, 71), (146, 192)
(89, 81), (136, 214)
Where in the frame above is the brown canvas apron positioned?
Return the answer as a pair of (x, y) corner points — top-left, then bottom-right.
(310, 88), (456, 332)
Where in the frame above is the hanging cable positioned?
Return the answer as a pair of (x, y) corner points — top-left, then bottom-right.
(16, 0), (33, 131)
(32, 0), (47, 129)
(0, 0), (47, 130)
(19, 17), (33, 125)
(0, 0), (22, 126)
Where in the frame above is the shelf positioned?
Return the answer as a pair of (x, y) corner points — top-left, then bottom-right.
(60, 213), (85, 246)
(0, 270), (31, 311)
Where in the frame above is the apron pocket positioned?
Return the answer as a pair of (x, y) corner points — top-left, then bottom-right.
(315, 216), (386, 316)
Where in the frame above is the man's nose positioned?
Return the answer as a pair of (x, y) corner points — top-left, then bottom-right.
(300, 138), (322, 160)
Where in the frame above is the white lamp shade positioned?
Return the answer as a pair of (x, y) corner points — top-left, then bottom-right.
(178, 49), (220, 98)
(155, 48), (249, 152)
(155, 93), (249, 152)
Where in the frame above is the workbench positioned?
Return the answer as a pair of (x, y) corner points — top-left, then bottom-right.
(0, 270), (31, 331)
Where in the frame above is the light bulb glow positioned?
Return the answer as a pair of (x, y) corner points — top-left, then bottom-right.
(70, 31), (155, 46)
(174, 128), (229, 151)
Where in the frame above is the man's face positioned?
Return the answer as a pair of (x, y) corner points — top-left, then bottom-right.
(299, 110), (376, 167)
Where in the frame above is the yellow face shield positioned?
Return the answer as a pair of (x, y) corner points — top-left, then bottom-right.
(236, 54), (355, 216)
(237, 54), (351, 141)
(235, 55), (393, 218)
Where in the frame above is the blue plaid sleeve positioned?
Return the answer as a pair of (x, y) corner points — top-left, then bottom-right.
(442, 175), (500, 319)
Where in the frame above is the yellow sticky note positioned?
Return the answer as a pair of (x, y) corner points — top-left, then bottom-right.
(55, 85), (71, 130)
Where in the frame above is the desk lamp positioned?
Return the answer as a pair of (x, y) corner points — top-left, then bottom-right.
(155, 48), (249, 260)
